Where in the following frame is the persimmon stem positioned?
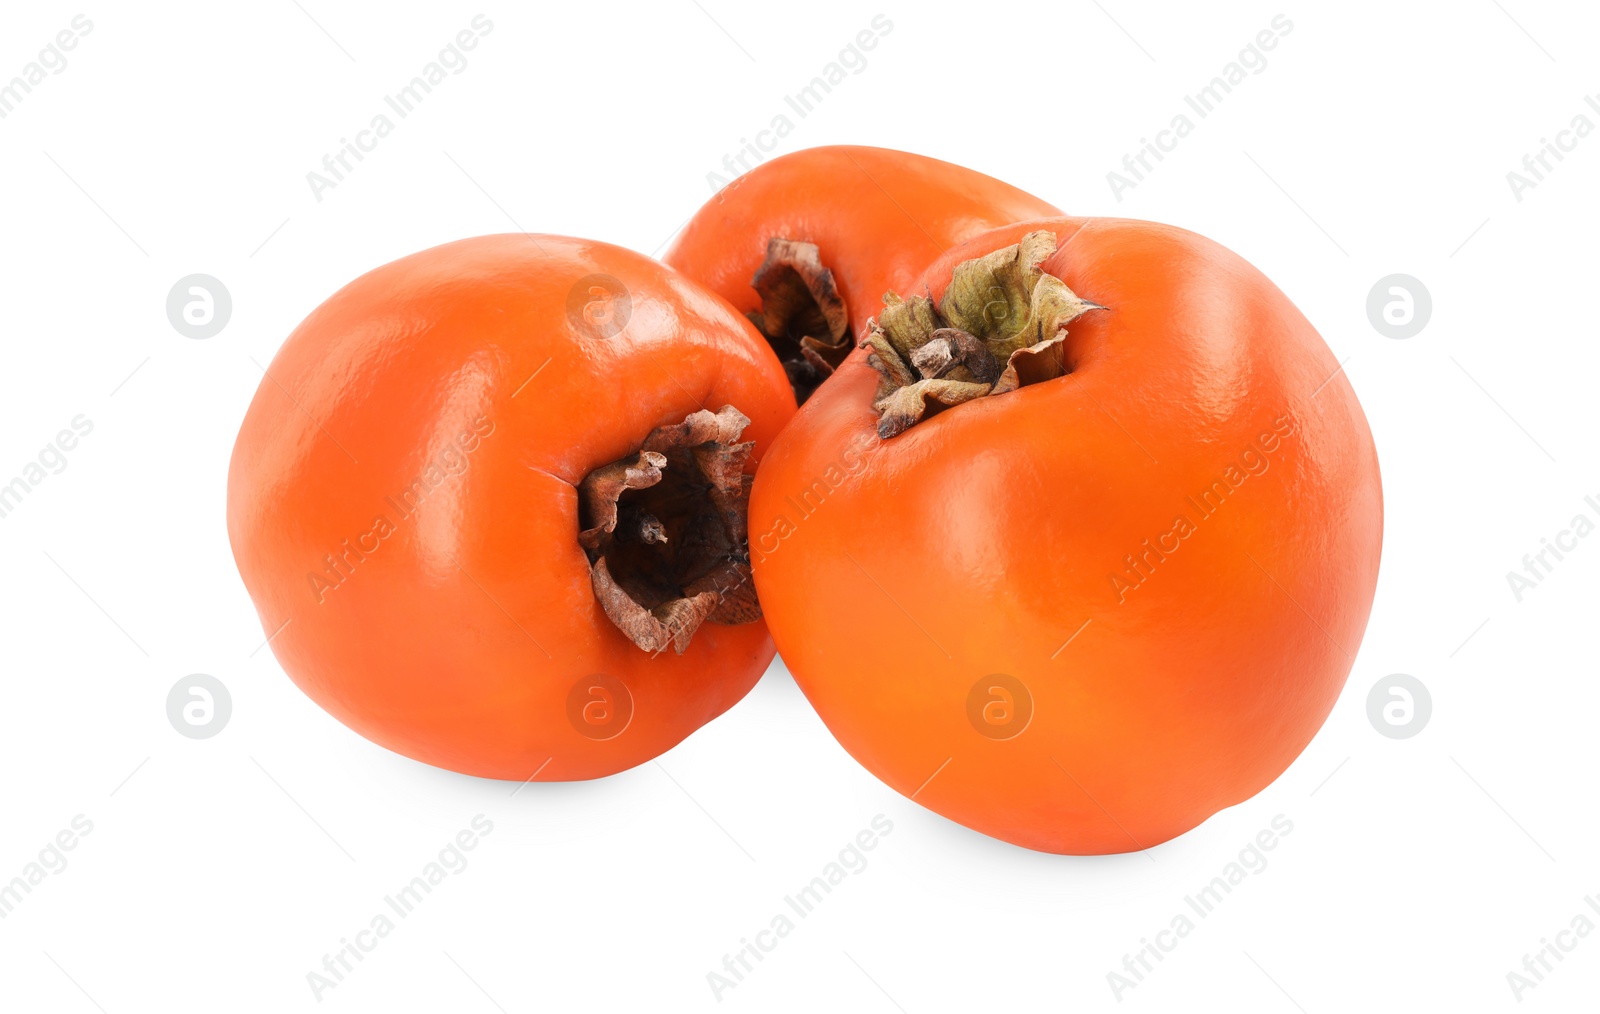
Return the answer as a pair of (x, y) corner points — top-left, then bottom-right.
(861, 231), (1105, 438)
(577, 405), (759, 654)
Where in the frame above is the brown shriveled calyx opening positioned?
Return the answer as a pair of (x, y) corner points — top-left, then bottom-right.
(578, 405), (760, 654)
(860, 231), (1106, 439)
(746, 238), (852, 404)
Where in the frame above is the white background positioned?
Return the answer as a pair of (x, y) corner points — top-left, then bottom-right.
(1, 1), (1596, 1010)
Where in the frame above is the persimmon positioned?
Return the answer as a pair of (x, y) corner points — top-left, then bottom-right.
(228, 234), (795, 781)
(748, 217), (1382, 853)
(665, 145), (1060, 403)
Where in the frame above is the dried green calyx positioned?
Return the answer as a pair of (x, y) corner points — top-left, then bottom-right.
(746, 238), (852, 405)
(578, 405), (759, 654)
(860, 230), (1105, 439)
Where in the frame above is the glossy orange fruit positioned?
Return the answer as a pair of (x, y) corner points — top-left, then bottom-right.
(748, 217), (1382, 853)
(665, 145), (1061, 403)
(228, 234), (795, 780)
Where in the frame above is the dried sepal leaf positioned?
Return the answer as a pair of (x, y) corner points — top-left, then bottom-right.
(861, 325), (917, 390)
(685, 558), (760, 625)
(860, 231), (1106, 438)
(875, 288), (942, 354)
(653, 589), (723, 654)
(577, 451), (667, 551)
(691, 441), (755, 551)
(747, 238), (851, 403)
(939, 230), (1059, 344)
(590, 556), (720, 655)
(641, 405), (751, 455)
(874, 378), (991, 439)
(1010, 279), (1105, 357)
(578, 405), (761, 653)
(797, 341), (836, 382)
(992, 333), (1068, 395)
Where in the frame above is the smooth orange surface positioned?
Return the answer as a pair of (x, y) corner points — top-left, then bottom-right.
(749, 217), (1383, 854)
(665, 145), (1062, 339)
(228, 235), (795, 780)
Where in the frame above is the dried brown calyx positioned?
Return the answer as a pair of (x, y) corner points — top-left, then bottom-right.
(860, 231), (1105, 439)
(746, 238), (852, 404)
(578, 405), (760, 654)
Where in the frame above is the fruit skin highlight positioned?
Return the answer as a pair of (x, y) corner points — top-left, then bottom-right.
(228, 234), (795, 781)
(748, 216), (1383, 854)
(666, 145), (1061, 402)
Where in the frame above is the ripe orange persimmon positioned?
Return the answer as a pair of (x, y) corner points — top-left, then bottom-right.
(228, 234), (795, 780)
(748, 217), (1382, 853)
(665, 145), (1060, 403)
